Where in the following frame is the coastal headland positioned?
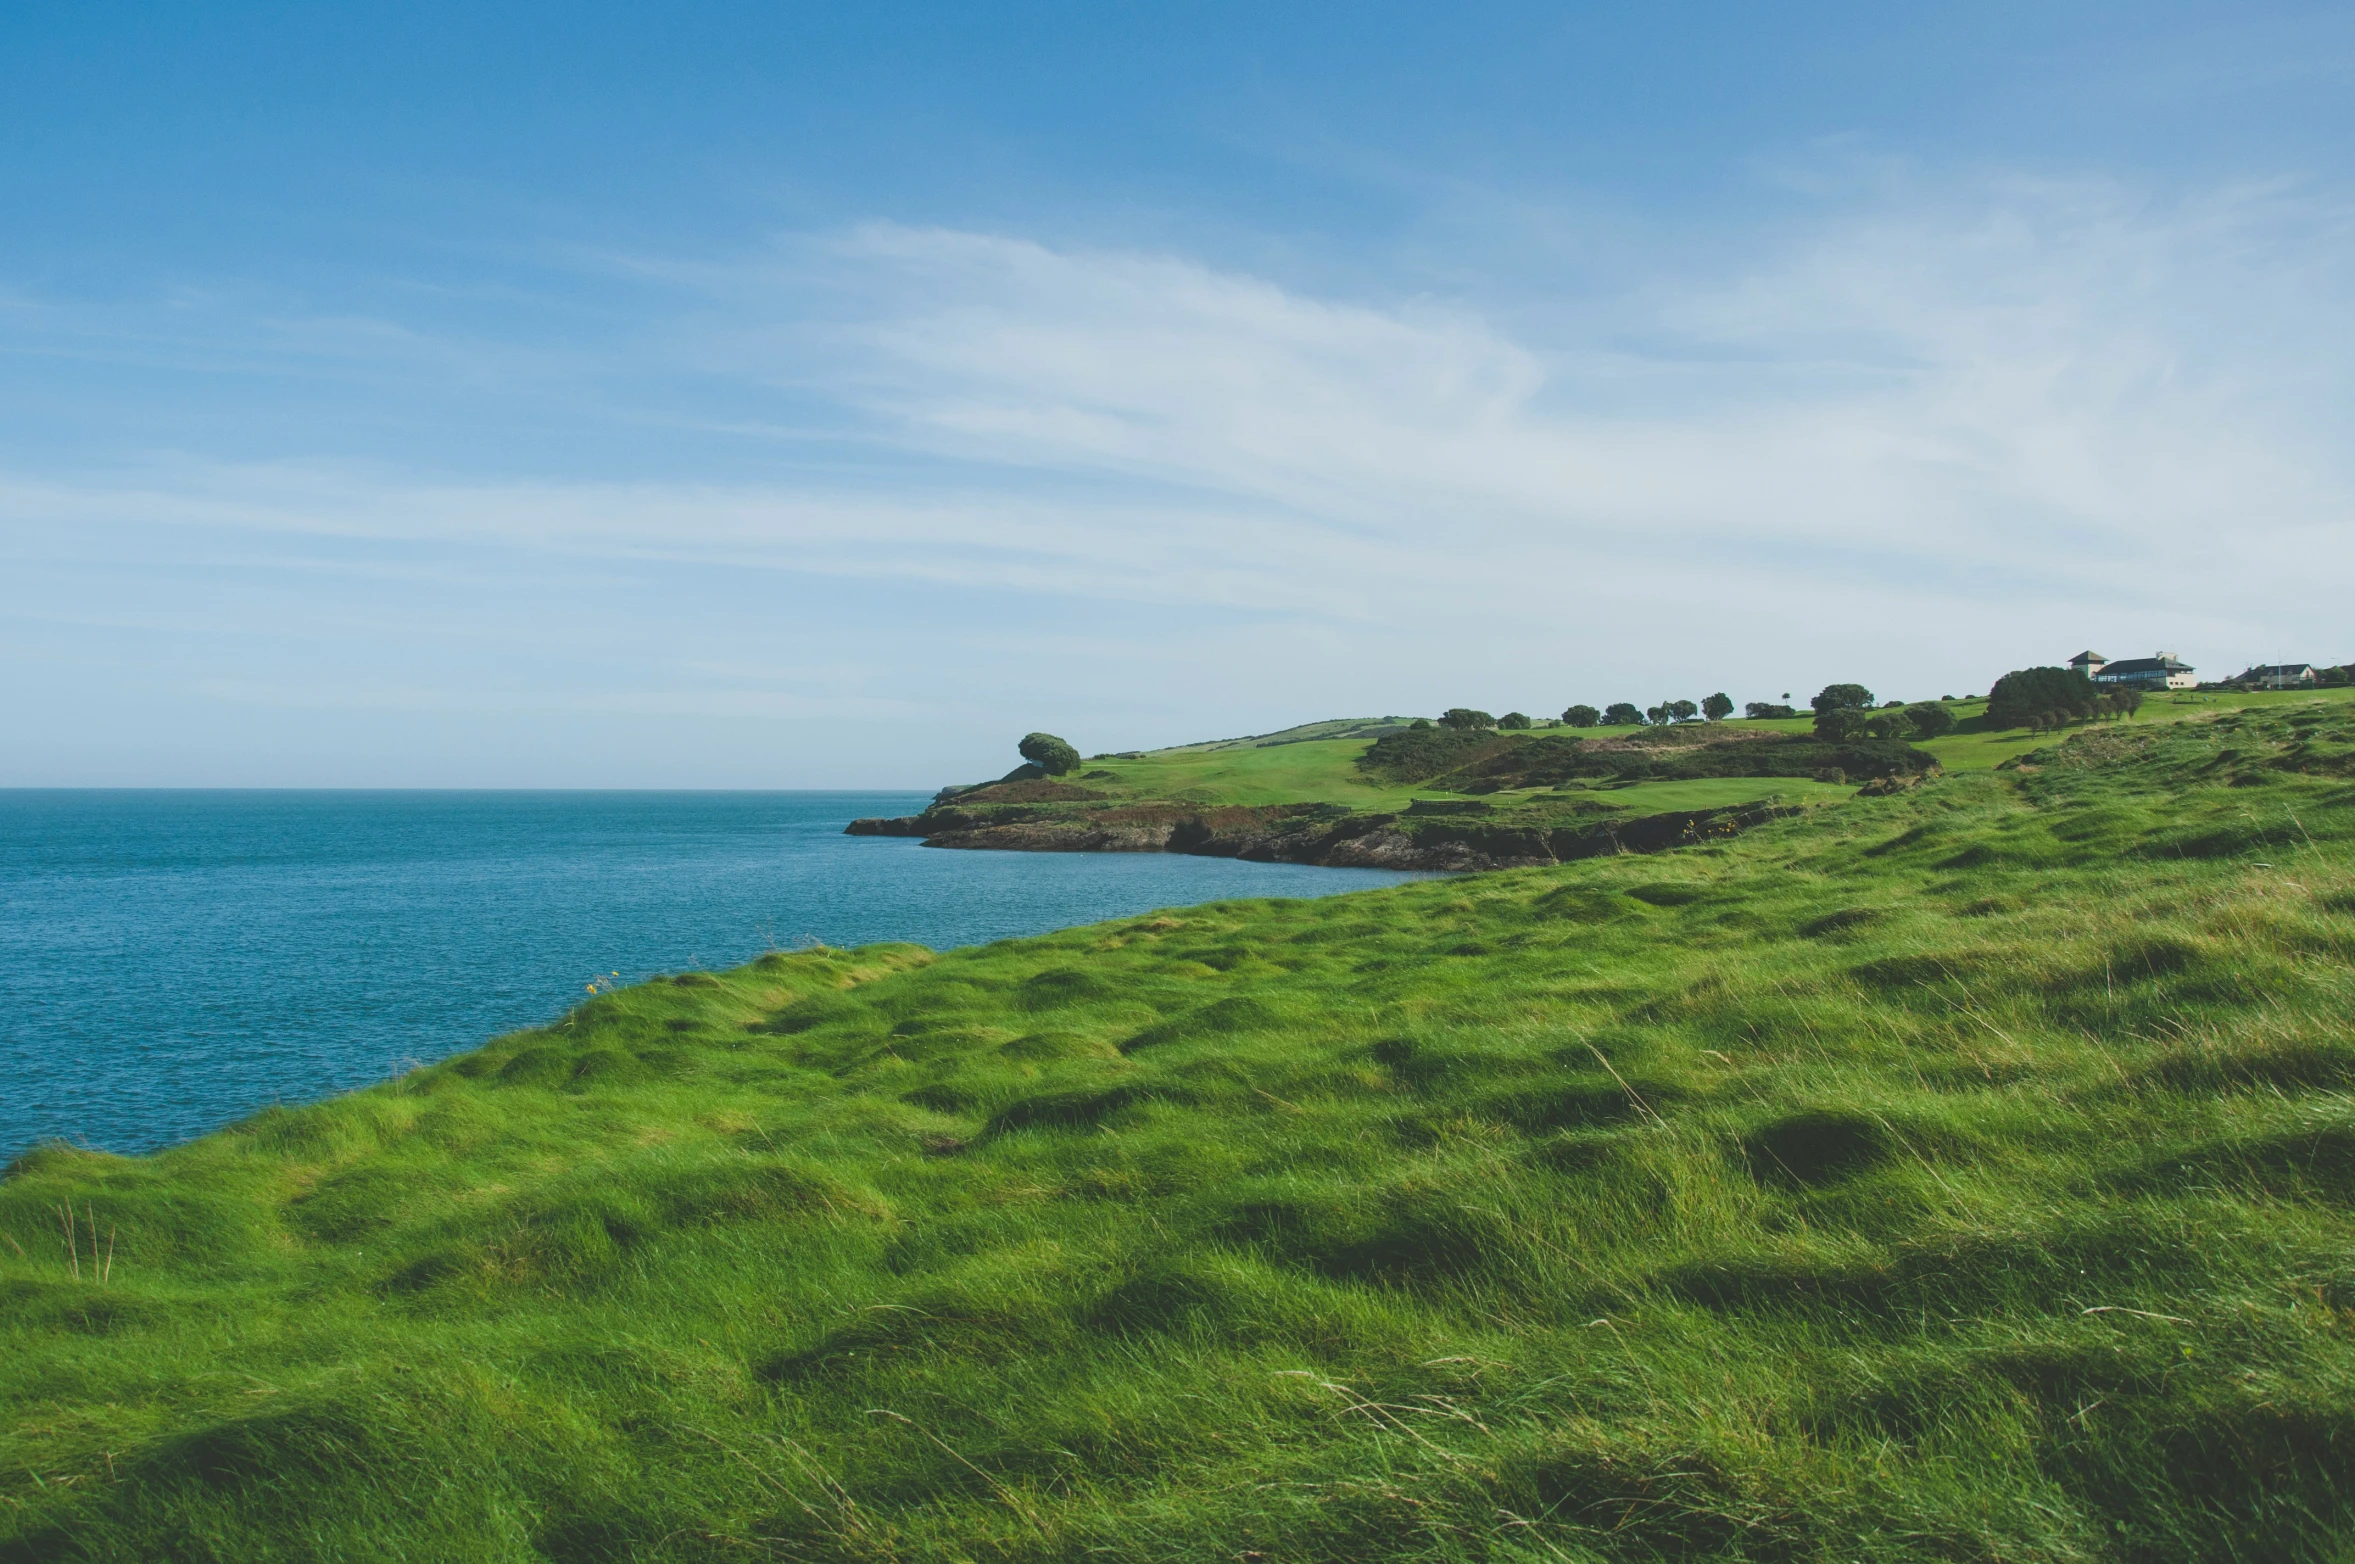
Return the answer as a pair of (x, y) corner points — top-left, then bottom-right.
(846, 692), (2261, 871)
(845, 709), (1943, 870)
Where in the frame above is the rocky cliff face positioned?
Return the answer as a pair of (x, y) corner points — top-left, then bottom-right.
(847, 797), (1804, 873)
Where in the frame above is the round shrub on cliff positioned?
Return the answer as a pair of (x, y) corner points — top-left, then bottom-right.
(1561, 704), (1600, 728)
(1814, 706), (1871, 741)
(1986, 667), (2096, 730)
(1906, 701), (1957, 737)
(1811, 683), (1875, 716)
(1863, 711), (1913, 740)
(1018, 732), (1082, 776)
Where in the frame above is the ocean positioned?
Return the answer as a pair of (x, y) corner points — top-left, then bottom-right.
(0, 790), (1425, 1160)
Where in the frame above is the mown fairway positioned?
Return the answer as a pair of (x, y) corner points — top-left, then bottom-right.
(6, 702), (2355, 1560)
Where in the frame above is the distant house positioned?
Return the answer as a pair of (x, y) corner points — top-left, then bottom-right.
(2093, 652), (2197, 691)
(2238, 663), (2317, 687)
(2067, 650), (2108, 677)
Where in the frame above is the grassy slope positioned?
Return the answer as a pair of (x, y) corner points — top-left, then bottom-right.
(7, 702), (2355, 1560)
(1070, 729), (1861, 817)
(1915, 689), (2355, 775)
(1065, 692), (2355, 817)
(1078, 735), (1428, 810)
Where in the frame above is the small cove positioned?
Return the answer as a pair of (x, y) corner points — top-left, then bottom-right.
(0, 790), (1427, 1159)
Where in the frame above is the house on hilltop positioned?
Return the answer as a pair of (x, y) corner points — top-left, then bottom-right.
(2067, 650), (2108, 677)
(2093, 652), (2197, 691)
(2236, 663), (2317, 687)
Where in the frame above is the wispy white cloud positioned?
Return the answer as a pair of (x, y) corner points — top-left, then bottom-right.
(4, 163), (2352, 781)
(788, 178), (2355, 586)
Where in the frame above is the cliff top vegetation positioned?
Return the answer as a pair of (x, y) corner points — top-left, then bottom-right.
(953, 686), (2348, 819)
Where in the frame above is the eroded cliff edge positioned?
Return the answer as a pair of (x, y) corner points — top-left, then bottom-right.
(847, 790), (1818, 872)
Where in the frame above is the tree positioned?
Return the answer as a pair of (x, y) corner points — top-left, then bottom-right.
(1986, 667), (2097, 730)
(1438, 708), (1496, 731)
(1668, 698), (1700, 723)
(1498, 711), (1531, 729)
(1864, 711), (1912, 740)
(1814, 707), (1871, 741)
(1702, 692), (1734, 722)
(1644, 704), (1667, 726)
(1561, 704), (1600, 727)
(1017, 732), (1081, 776)
(1905, 701), (1957, 738)
(1811, 683), (1875, 716)
(1745, 702), (1797, 720)
(1602, 702), (1642, 727)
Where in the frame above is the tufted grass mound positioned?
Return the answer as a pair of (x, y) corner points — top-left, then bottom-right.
(6, 704), (2355, 1561)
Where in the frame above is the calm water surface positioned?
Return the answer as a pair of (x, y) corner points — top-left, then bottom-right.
(0, 791), (1425, 1159)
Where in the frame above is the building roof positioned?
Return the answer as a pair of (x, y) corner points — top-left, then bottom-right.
(2095, 655), (2194, 676)
(2245, 664), (2314, 677)
(2067, 650), (2107, 664)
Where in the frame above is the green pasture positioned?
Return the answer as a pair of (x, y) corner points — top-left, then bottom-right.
(1073, 739), (1860, 821)
(1918, 687), (2355, 774)
(1064, 690), (2355, 823)
(1078, 735), (1425, 810)
(7, 701), (2355, 1559)
(1536, 774), (1858, 813)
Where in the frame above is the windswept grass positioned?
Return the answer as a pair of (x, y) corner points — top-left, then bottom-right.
(5, 704), (2355, 1560)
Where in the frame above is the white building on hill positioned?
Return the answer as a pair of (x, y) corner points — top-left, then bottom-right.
(2092, 653), (2197, 691)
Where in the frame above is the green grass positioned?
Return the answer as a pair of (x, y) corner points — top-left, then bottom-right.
(1075, 722), (1870, 820)
(1066, 691), (2355, 817)
(1485, 776), (1860, 813)
(1080, 734), (1428, 809)
(1917, 688), (2355, 774)
(1076, 742), (1856, 818)
(8, 701), (2355, 1560)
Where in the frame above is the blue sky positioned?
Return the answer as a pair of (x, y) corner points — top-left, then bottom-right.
(4, 2), (2352, 785)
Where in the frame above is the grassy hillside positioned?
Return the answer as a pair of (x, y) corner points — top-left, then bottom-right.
(1050, 690), (2352, 816)
(7, 702), (2355, 1560)
(1080, 733), (1431, 810)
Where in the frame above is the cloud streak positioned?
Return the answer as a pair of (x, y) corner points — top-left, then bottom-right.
(796, 176), (2355, 584)
(4, 163), (2351, 781)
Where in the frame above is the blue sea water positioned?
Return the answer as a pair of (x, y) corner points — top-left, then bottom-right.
(0, 791), (1426, 1161)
